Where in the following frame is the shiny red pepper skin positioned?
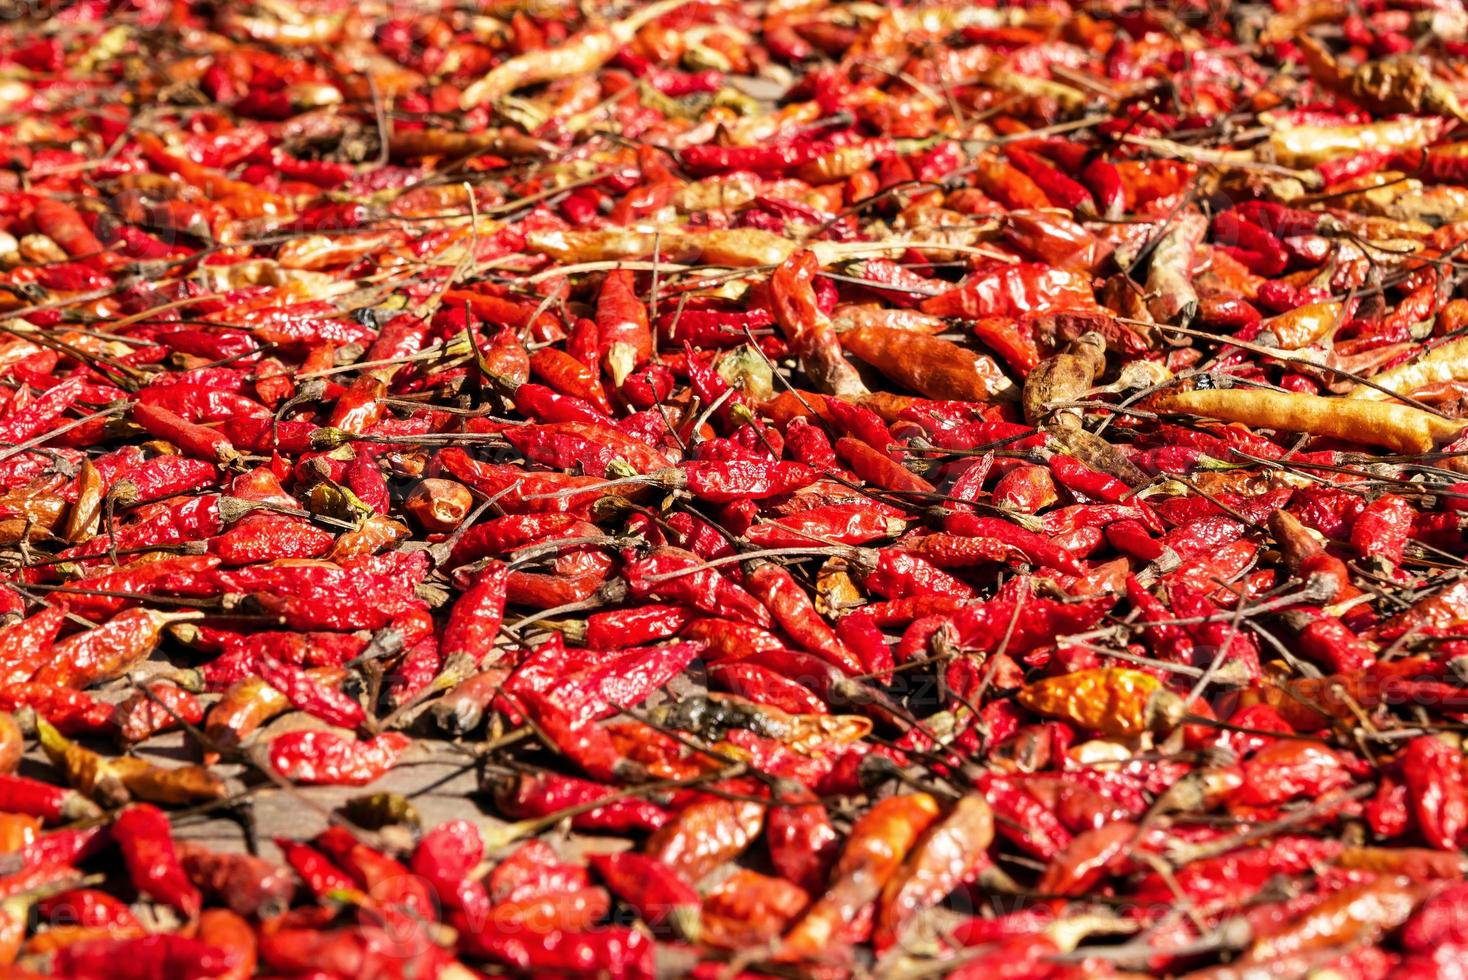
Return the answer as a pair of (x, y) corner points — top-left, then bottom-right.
(1402, 736), (1468, 852)
(411, 820), (491, 921)
(624, 547), (773, 628)
(441, 561), (510, 664)
(268, 732), (410, 786)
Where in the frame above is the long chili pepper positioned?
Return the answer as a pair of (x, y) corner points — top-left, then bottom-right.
(0, 607), (67, 686)
(203, 673), (293, 751)
(256, 912), (449, 977)
(131, 403), (240, 466)
(645, 796), (766, 882)
(596, 268), (653, 385)
(516, 688), (636, 782)
(746, 561), (861, 673)
(874, 794), (994, 952)
(709, 661), (829, 715)
(267, 732), (410, 786)
(1401, 735), (1467, 852)
(36, 608), (203, 689)
(110, 682), (204, 744)
(254, 655), (364, 729)
(744, 505), (906, 547)
(472, 925), (654, 977)
(623, 547), (772, 627)
(0, 773), (100, 824)
(576, 604), (693, 648)
(50, 934), (241, 980)
(273, 839), (366, 904)
(590, 851), (701, 938)
(488, 771), (670, 833)
(779, 793), (941, 960)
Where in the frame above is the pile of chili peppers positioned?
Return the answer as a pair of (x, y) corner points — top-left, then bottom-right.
(7, 0), (1468, 976)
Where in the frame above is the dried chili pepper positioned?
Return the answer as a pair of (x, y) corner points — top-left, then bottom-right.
(112, 804), (200, 918)
(268, 732), (410, 787)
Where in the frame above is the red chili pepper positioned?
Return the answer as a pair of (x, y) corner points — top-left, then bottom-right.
(766, 781), (839, 894)
(313, 826), (435, 919)
(267, 732), (410, 786)
(680, 139), (837, 178)
(589, 851), (700, 937)
(111, 683), (204, 743)
(274, 838), (365, 903)
(624, 547), (772, 627)
(255, 655), (364, 729)
(709, 661), (829, 715)
(0, 773), (100, 824)
(744, 505), (904, 548)
(51, 934), (240, 980)
(112, 804), (200, 918)
(921, 263), (1095, 319)
(489, 771), (670, 833)
(176, 843), (295, 919)
(1402, 735), (1468, 852)
(410, 819), (491, 921)
(472, 924), (653, 977)
(744, 561), (861, 673)
(441, 560), (510, 665)
(835, 437), (933, 495)
(37, 607), (205, 688)
(1005, 146), (1096, 216)
(580, 604), (693, 648)
(1350, 492), (1415, 568)
(37, 887), (140, 931)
